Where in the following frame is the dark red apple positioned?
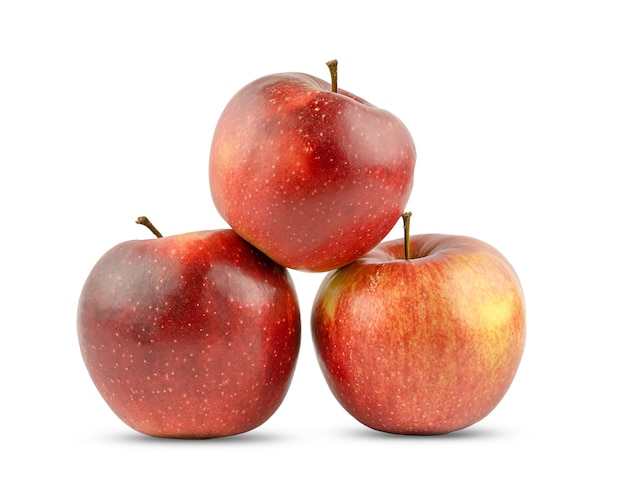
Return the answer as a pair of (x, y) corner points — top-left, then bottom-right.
(77, 218), (301, 438)
(209, 60), (416, 272)
(311, 215), (525, 435)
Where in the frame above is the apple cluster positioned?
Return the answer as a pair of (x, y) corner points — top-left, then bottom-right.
(77, 61), (525, 439)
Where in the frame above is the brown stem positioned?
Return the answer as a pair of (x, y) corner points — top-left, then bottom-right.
(401, 212), (412, 260)
(326, 59), (338, 93)
(136, 216), (163, 238)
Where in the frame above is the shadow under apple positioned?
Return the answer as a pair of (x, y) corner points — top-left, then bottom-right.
(343, 424), (510, 441)
(101, 427), (291, 445)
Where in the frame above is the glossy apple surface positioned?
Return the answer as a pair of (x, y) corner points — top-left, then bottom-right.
(209, 70), (416, 272)
(78, 228), (300, 438)
(311, 234), (525, 435)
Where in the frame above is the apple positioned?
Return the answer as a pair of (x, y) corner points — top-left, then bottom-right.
(77, 217), (301, 439)
(209, 60), (416, 272)
(311, 215), (525, 435)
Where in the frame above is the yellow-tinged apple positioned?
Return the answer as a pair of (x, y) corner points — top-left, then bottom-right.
(311, 221), (525, 435)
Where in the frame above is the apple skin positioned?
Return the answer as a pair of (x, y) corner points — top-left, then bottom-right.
(77, 229), (301, 439)
(311, 234), (525, 435)
(209, 72), (416, 272)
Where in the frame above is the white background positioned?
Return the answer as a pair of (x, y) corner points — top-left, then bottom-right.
(2, 1), (625, 487)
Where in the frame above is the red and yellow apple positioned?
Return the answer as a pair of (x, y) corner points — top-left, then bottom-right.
(77, 219), (301, 438)
(311, 227), (525, 435)
(209, 61), (416, 272)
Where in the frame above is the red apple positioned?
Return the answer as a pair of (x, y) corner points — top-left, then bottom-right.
(77, 218), (301, 439)
(209, 60), (416, 272)
(311, 222), (525, 435)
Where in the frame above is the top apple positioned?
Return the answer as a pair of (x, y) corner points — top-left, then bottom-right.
(209, 62), (416, 272)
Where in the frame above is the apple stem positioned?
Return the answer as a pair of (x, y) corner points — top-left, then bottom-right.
(136, 216), (163, 238)
(401, 212), (412, 260)
(326, 59), (338, 93)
